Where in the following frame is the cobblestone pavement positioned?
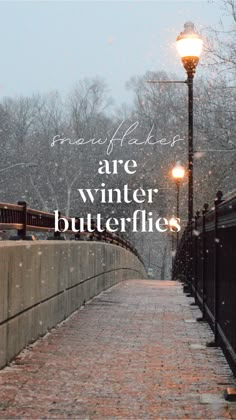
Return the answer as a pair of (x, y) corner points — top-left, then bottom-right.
(0, 280), (236, 419)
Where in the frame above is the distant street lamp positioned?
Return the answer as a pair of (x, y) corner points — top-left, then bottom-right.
(172, 162), (185, 246)
(176, 22), (203, 223)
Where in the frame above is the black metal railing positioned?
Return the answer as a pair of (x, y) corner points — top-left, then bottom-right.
(173, 190), (236, 376)
(0, 201), (143, 263)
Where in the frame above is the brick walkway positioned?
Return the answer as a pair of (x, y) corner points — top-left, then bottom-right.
(0, 280), (236, 419)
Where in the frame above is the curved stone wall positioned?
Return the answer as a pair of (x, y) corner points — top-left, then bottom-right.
(0, 241), (146, 368)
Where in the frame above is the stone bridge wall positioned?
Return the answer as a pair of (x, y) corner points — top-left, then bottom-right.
(0, 241), (146, 369)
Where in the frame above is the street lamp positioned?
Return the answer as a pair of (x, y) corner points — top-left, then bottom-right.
(176, 22), (203, 223)
(172, 162), (185, 246)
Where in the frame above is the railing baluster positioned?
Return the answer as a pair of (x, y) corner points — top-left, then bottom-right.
(193, 210), (200, 305)
(197, 203), (208, 323)
(213, 191), (224, 346)
(17, 201), (27, 240)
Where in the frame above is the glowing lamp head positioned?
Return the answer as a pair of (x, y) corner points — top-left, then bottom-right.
(172, 163), (185, 181)
(176, 22), (203, 75)
(169, 217), (179, 232)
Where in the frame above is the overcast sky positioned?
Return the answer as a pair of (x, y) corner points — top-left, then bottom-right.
(0, 0), (230, 105)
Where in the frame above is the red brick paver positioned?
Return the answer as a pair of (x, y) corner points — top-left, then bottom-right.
(0, 280), (236, 419)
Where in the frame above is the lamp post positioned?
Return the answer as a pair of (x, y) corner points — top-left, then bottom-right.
(172, 162), (185, 246)
(169, 216), (179, 278)
(176, 22), (203, 223)
(147, 23), (203, 283)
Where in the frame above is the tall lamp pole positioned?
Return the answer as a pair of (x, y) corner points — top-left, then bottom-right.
(171, 162), (185, 246)
(169, 216), (179, 278)
(176, 22), (203, 223)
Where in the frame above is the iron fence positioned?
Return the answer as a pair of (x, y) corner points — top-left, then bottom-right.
(0, 201), (143, 263)
(173, 190), (236, 376)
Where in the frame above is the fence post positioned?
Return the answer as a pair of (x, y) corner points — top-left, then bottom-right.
(186, 219), (194, 297)
(207, 191), (223, 347)
(74, 218), (80, 240)
(90, 219), (96, 241)
(192, 210), (200, 305)
(54, 211), (61, 239)
(214, 191), (223, 345)
(183, 225), (192, 293)
(103, 227), (107, 242)
(17, 201), (27, 239)
(197, 203), (209, 323)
